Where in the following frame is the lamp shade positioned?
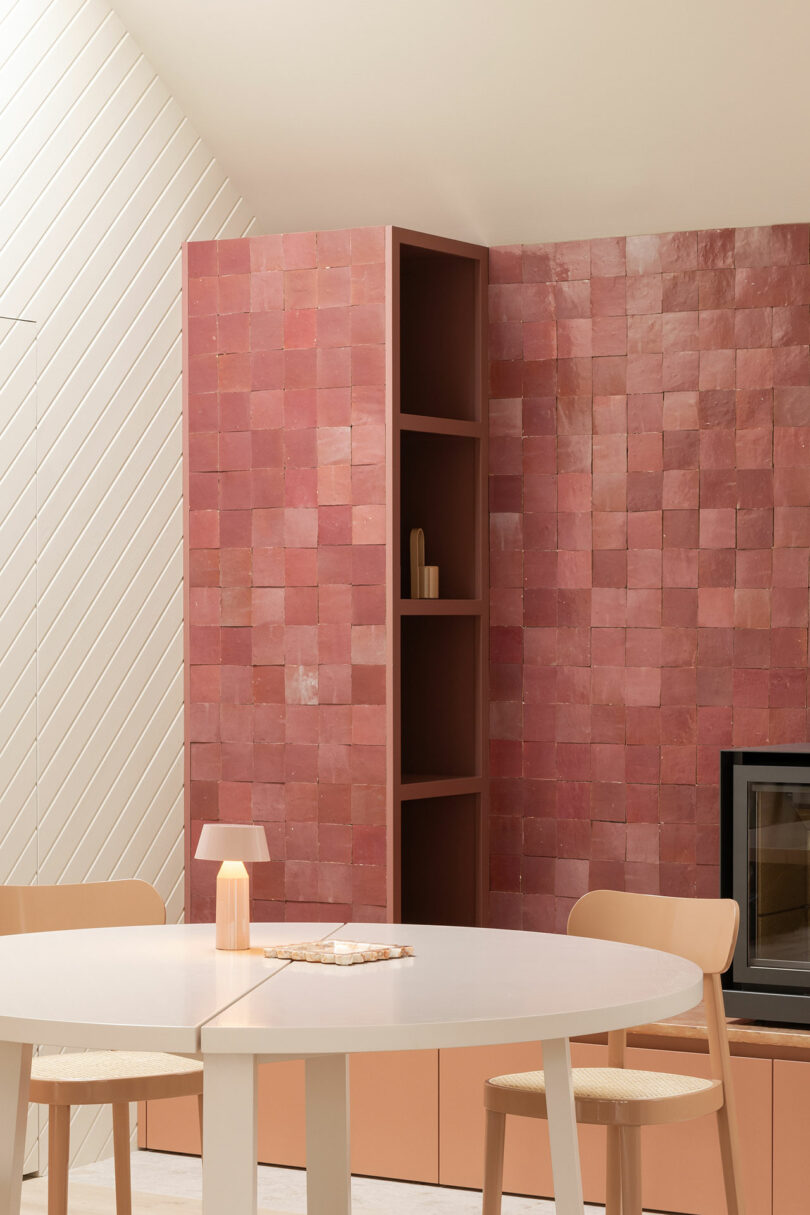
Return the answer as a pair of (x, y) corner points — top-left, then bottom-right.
(195, 823), (270, 863)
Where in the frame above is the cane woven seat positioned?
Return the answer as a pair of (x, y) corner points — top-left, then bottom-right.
(489, 1067), (716, 1102)
(31, 1050), (203, 1085)
(29, 1048), (204, 1107)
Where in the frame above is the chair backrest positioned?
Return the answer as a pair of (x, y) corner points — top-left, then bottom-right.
(567, 889), (739, 975)
(0, 880), (166, 936)
(568, 889), (740, 1091)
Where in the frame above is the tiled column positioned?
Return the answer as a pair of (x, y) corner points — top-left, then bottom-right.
(185, 228), (388, 923)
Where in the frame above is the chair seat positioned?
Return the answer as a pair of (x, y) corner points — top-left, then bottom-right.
(491, 1067), (714, 1100)
(29, 1050), (203, 1106)
(485, 1066), (724, 1126)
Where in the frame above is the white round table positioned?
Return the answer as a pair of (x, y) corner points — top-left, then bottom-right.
(0, 920), (703, 1215)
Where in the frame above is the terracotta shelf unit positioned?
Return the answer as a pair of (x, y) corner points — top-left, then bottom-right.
(387, 228), (488, 927)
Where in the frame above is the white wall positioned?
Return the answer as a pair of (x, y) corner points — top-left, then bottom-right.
(0, 0), (254, 1169)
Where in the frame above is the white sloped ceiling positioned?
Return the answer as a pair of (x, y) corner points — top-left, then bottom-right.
(109, 0), (810, 245)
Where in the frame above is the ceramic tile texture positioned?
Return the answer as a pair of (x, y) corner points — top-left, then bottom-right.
(488, 225), (810, 931)
(49, 1152), (609, 1214)
(186, 229), (387, 924)
(187, 221), (810, 936)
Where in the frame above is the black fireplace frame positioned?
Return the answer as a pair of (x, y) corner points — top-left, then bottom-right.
(721, 744), (810, 1025)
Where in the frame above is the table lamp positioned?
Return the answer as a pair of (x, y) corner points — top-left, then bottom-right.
(194, 823), (270, 950)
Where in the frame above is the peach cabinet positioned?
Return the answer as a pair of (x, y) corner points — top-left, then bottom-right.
(142, 1035), (781, 1212)
(624, 1046), (771, 1215)
(439, 1042), (609, 1198)
(773, 1059), (810, 1215)
(141, 1050), (439, 1184)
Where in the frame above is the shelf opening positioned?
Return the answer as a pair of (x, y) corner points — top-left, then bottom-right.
(400, 430), (478, 600)
(400, 615), (478, 781)
(401, 795), (479, 926)
(399, 244), (478, 421)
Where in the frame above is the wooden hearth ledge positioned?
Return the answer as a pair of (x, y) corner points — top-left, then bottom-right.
(579, 1004), (810, 1063)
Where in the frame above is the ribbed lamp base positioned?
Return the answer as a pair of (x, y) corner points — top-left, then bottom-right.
(215, 861), (250, 950)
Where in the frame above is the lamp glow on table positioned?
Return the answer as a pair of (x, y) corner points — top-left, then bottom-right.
(195, 824), (270, 950)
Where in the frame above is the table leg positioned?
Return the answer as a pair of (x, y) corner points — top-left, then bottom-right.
(202, 1054), (257, 1215)
(0, 1041), (32, 1215)
(305, 1054), (350, 1215)
(542, 1037), (585, 1215)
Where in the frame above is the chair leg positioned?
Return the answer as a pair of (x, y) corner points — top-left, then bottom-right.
(619, 1125), (642, 1215)
(605, 1124), (622, 1215)
(716, 1103), (746, 1215)
(197, 1092), (204, 1157)
(481, 1108), (506, 1215)
(48, 1105), (70, 1215)
(112, 1102), (132, 1215)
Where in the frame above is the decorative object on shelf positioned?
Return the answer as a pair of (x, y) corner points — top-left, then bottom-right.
(410, 527), (440, 599)
(410, 526), (425, 598)
(420, 565), (439, 598)
(194, 823), (270, 951)
(264, 940), (415, 965)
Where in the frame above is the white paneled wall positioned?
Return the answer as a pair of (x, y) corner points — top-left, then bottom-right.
(0, 318), (39, 1174)
(0, 0), (255, 1169)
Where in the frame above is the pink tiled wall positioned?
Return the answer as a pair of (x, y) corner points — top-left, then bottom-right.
(185, 228), (388, 923)
(488, 224), (810, 932)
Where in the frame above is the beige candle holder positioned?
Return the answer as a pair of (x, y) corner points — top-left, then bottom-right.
(409, 528), (439, 599)
(420, 565), (439, 598)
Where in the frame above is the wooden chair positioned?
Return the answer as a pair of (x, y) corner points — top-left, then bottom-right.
(0, 880), (203, 1215)
(482, 890), (745, 1215)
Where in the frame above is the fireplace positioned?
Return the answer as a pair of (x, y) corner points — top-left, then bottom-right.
(721, 745), (810, 1024)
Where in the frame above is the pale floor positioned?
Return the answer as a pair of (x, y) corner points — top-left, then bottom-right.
(20, 1149), (609, 1214)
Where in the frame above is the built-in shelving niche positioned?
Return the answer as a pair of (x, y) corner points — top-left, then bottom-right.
(401, 795), (479, 926)
(390, 227), (487, 929)
(400, 244), (479, 421)
(400, 430), (478, 600)
(400, 615), (478, 784)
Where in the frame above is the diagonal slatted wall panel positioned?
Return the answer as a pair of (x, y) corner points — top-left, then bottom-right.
(0, 0), (256, 1169)
(0, 317), (39, 1173)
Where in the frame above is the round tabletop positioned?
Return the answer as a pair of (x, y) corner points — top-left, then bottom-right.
(0, 921), (703, 1056)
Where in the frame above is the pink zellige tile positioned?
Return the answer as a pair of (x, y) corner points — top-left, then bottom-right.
(350, 227), (385, 265)
(318, 229), (352, 268)
(773, 307), (810, 348)
(490, 245), (523, 284)
(555, 280), (591, 319)
(552, 240), (591, 282)
(663, 312), (699, 353)
(772, 224), (810, 265)
(737, 348), (774, 390)
(626, 275), (663, 315)
(524, 321), (557, 360)
(283, 231), (317, 270)
(698, 270), (735, 310)
(734, 308), (772, 349)
(697, 229), (735, 270)
(591, 277), (626, 317)
(773, 345), (810, 387)
(627, 234), (661, 276)
(699, 350), (736, 391)
(590, 236), (626, 277)
(735, 226), (773, 268)
(659, 231), (698, 272)
(592, 317), (627, 357)
(662, 271), (699, 312)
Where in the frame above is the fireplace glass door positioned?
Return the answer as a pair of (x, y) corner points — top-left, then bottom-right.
(735, 768), (810, 985)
